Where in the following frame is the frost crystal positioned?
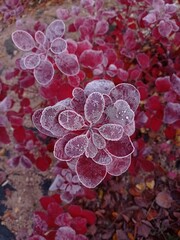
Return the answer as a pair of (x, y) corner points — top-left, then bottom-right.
(33, 80), (140, 188)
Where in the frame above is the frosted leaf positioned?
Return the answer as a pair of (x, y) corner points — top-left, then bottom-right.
(165, 3), (177, 14)
(92, 132), (106, 149)
(98, 124), (123, 141)
(72, 87), (85, 100)
(56, 8), (70, 20)
(34, 60), (54, 86)
(49, 174), (63, 191)
(58, 110), (85, 131)
(171, 74), (180, 96)
(124, 121), (135, 136)
(12, 30), (35, 51)
(65, 135), (88, 158)
(55, 53), (80, 76)
(41, 105), (68, 137)
(106, 134), (134, 158)
(55, 226), (75, 240)
(84, 92), (105, 124)
(84, 79), (115, 96)
(50, 37), (67, 54)
(0, 96), (12, 112)
(107, 155), (131, 176)
(46, 20), (65, 42)
(110, 83), (140, 112)
(55, 212), (72, 226)
(75, 235), (88, 240)
(163, 102), (180, 124)
(54, 134), (76, 161)
(35, 31), (46, 45)
(32, 109), (55, 137)
(80, 49), (103, 69)
(76, 156), (106, 188)
(85, 137), (98, 158)
(158, 20), (172, 37)
(95, 19), (109, 35)
(143, 12), (157, 24)
(23, 53), (40, 69)
(106, 100), (134, 127)
(93, 149), (112, 165)
(103, 94), (113, 108)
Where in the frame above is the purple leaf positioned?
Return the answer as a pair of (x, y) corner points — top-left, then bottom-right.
(85, 137), (98, 158)
(65, 135), (88, 158)
(55, 53), (80, 76)
(0, 96), (12, 112)
(35, 30), (46, 45)
(55, 226), (76, 240)
(158, 20), (173, 37)
(84, 92), (105, 124)
(110, 83), (140, 112)
(95, 19), (109, 35)
(54, 134), (76, 161)
(76, 156), (106, 188)
(92, 132), (106, 149)
(23, 53), (40, 69)
(93, 149), (112, 165)
(84, 79), (115, 96)
(163, 102), (180, 124)
(143, 12), (157, 24)
(46, 20), (65, 42)
(106, 134), (134, 158)
(12, 30), (35, 51)
(107, 155), (131, 176)
(58, 110), (85, 131)
(50, 37), (67, 54)
(34, 60), (54, 86)
(98, 124), (123, 141)
(20, 155), (32, 168)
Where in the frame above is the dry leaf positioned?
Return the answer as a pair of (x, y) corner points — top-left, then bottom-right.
(156, 191), (173, 209)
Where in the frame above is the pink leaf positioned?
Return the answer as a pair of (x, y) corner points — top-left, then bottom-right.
(98, 124), (123, 141)
(35, 30), (46, 45)
(85, 137), (98, 158)
(34, 60), (54, 86)
(76, 156), (106, 188)
(55, 53), (80, 76)
(0, 96), (12, 112)
(24, 54), (40, 69)
(58, 110), (85, 131)
(50, 37), (67, 54)
(93, 149), (112, 165)
(136, 53), (150, 69)
(163, 102), (180, 124)
(65, 135), (88, 158)
(55, 226), (76, 240)
(110, 83), (140, 112)
(41, 104), (68, 137)
(80, 49), (103, 69)
(20, 155), (32, 168)
(12, 30), (35, 51)
(107, 155), (131, 176)
(155, 76), (171, 92)
(54, 134), (76, 161)
(32, 109), (55, 137)
(84, 79), (115, 96)
(106, 134), (134, 158)
(84, 92), (105, 124)
(92, 132), (106, 149)
(46, 20), (65, 42)
(158, 20), (172, 37)
(143, 12), (157, 24)
(95, 19), (109, 35)
(56, 8), (70, 20)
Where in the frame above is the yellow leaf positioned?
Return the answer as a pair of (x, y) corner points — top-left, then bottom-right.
(146, 180), (155, 189)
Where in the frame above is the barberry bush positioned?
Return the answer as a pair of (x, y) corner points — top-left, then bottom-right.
(1, 0), (179, 239)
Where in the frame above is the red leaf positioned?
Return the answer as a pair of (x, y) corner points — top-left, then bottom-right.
(0, 127), (10, 144)
(141, 160), (155, 172)
(36, 155), (52, 171)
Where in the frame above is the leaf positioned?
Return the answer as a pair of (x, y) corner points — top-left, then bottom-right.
(163, 102), (180, 124)
(98, 124), (123, 141)
(85, 137), (98, 158)
(46, 20), (65, 42)
(55, 53), (80, 76)
(23, 54), (40, 69)
(50, 37), (67, 54)
(92, 132), (106, 149)
(35, 30), (46, 45)
(158, 20), (172, 37)
(84, 92), (105, 124)
(12, 30), (35, 51)
(136, 53), (150, 69)
(93, 149), (112, 165)
(110, 83), (140, 112)
(65, 135), (88, 158)
(55, 226), (76, 240)
(34, 60), (54, 86)
(84, 79), (115, 96)
(106, 155), (131, 176)
(95, 19), (109, 35)
(156, 191), (173, 209)
(80, 49), (103, 69)
(76, 156), (107, 188)
(58, 110), (85, 131)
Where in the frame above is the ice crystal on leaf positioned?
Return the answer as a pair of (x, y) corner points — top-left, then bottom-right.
(33, 80), (140, 188)
(12, 20), (79, 86)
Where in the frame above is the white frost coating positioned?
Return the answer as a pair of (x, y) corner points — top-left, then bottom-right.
(58, 110), (85, 131)
(98, 123), (123, 141)
(84, 79), (115, 96)
(93, 149), (112, 165)
(92, 132), (106, 149)
(34, 60), (54, 86)
(107, 155), (131, 176)
(45, 20), (65, 42)
(163, 102), (180, 124)
(50, 37), (67, 54)
(24, 53), (40, 69)
(35, 30), (46, 45)
(84, 92), (105, 124)
(85, 137), (98, 158)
